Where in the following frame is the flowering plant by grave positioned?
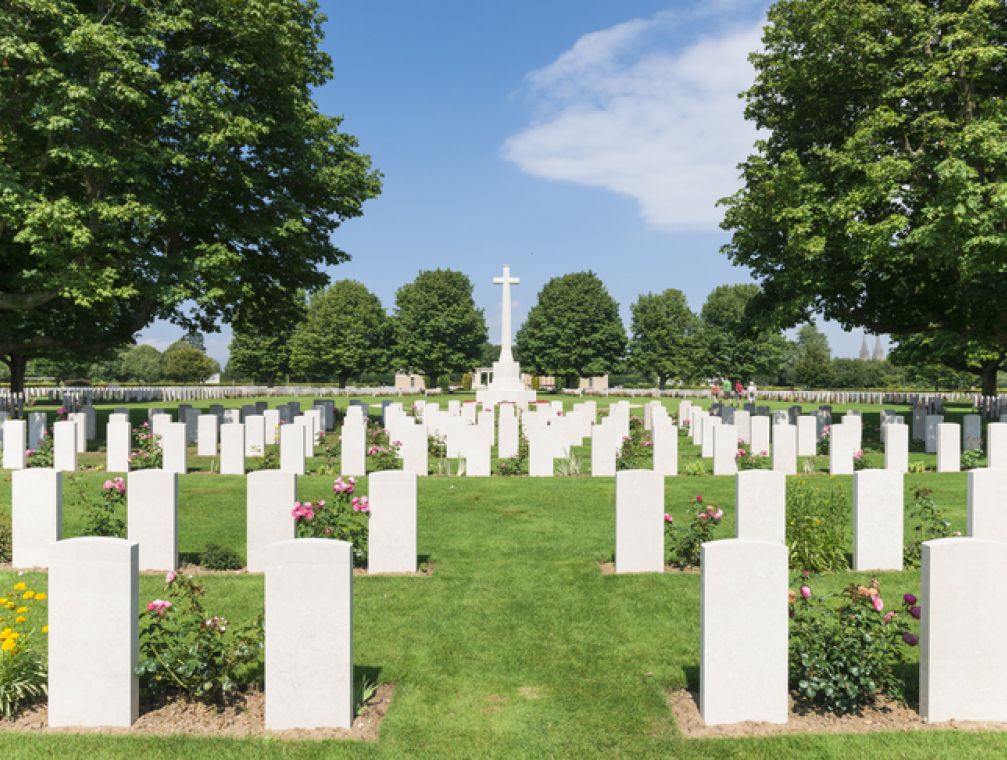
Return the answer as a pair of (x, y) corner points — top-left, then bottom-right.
(786, 479), (848, 573)
(130, 421), (163, 469)
(735, 443), (771, 470)
(25, 431), (54, 468)
(136, 572), (263, 704)
(852, 449), (868, 470)
(0, 580), (48, 718)
(366, 425), (402, 473)
(56, 407), (68, 421)
(292, 475), (369, 565)
(667, 496), (723, 567)
(816, 425), (830, 455)
(903, 486), (957, 568)
(496, 434), (529, 476)
(80, 476), (128, 538)
(616, 417), (652, 470)
(789, 577), (914, 714)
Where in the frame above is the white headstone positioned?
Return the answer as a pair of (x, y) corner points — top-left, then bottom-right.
(591, 423), (617, 477)
(701, 416), (722, 458)
(735, 470), (786, 544)
(498, 406), (519, 459)
(69, 412), (87, 453)
(963, 414), (982, 451)
(245, 414), (266, 457)
(528, 432), (554, 477)
(340, 419), (366, 476)
(1, 422), (25, 469)
(280, 422), (306, 475)
(771, 423), (796, 474)
(988, 423), (1007, 470)
(924, 415), (943, 453)
(614, 470), (664, 573)
(246, 470), (296, 572)
(220, 423), (245, 475)
(853, 469), (904, 571)
(368, 470), (418, 573)
(828, 423), (856, 475)
(884, 422), (909, 473)
(734, 410), (752, 445)
(936, 422), (960, 473)
(796, 415), (817, 457)
(48, 537), (139, 728)
(920, 538), (1007, 722)
(11, 468), (62, 568)
(28, 411), (46, 449)
(264, 409), (281, 445)
(967, 468), (1007, 542)
(196, 414), (218, 457)
(712, 424), (738, 476)
(700, 539), (788, 725)
(265, 539), (352, 729)
(161, 422), (187, 474)
(652, 420), (678, 476)
(53, 420), (77, 473)
(750, 416), (770, 458)
(106, 419), (131, 472)
(127, 470), (178, 571)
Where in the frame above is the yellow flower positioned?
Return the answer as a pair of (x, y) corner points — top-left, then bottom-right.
(42, 625), (49, 634)
(4, 603), (13, 610)
(34, 593), (46, 601)
(16, 607), (27, 614)
(0, 628), (11, 639)
(13, 583), (25, 591)
(14, 617), (25, 624)
(0, 598), (7, 605)
(21, 591), (34, 600)
(1, 638), (15, 652)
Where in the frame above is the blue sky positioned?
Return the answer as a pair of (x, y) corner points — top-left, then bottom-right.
(140, 0), (880, 365)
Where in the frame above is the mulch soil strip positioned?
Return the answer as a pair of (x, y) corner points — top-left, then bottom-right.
(668, 689), (1007, 737)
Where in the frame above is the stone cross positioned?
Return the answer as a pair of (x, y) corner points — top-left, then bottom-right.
(493, 265), (520, 364)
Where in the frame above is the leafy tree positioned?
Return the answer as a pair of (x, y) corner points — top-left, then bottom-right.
(698, 284), (790, 385)
(516, 272), (626, 388)
(0, 0), (381, 393)
(163, 342), (219, 383)
(393, 270), (487, 386)
(181, 331), (206, 353)
(789, 323), (833, 388)
(889, 332), (1004, 392)
(226, 328), (292, 386)
(721, 0), (1007, 396)
(119, 344), (165, 384)
(628, 289), (700, 388)
(289, 281), (390, 385)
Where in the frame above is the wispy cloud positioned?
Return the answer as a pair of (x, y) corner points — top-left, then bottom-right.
(503, 5), (766, 230)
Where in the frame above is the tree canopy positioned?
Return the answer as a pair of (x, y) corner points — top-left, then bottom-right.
(163, 341), (219, 383)
(720, 1), (1007, 394)
(0, 0), (381, 392)
(393, 270), (487, 386)
(698, 284), (790, 384)
(289, 280), (390, 385)
(516, 271), (626, 388)
(629, 289), (700, 388)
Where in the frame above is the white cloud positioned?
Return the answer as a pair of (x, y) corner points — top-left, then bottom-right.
(503, 8), (765, 230)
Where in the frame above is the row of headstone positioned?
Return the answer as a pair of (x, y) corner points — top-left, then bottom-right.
(10, 468), (419, 576)
(47, 535), (355, 729)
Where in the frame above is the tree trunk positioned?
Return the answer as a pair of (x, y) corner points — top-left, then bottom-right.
(339, 371), (350, 388)
(564, 374), (577, 390)
(658, 374), (667, 390)
(980, 362), (999, 398)
(6, 352), (27, 395)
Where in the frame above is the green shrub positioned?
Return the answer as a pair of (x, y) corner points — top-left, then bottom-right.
(137, 573), (263, 703)
(960, 448), (983, 470)
(294, 477), (370, 566)
(78, 476), (127, 538)
(616, 417), (652, 470)
(26, 432), (54, 468)
(736, 444), (771, 470)
(0, 513), (11, 564)
(682, 461), (709, 476)
(903, 486), (956, 568)
(789, 579), (913, 714)
(786, 480), (849, 573)
(496, 435), (529, 476)
(130, 422), (163, 469)
(200, 544), (243, 570)
(667, 495), (723, 567)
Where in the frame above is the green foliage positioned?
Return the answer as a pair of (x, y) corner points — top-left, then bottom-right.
(130, 423), (163, 469)
(199, 544), (243, 571)
(682, 461), (709, 476)
(721, 1), (1007, 370)
(79, 477), (127, 539)
(0, 0), (380, 393)
(697, 284), (790, 384)
(789, 323), (833, 387)
(629, 289), (701, 387)
(786, 480), (849, 573)
(366, 426), (402, 473)
(226, 323), (295, 386)
(137, 574), (263, 704)
(668, 496), (723, 568)
(615, 417), (652, 470)
(118, 345), (165, 384)
(393, 270), (487, 385)
(26, 432), (54, 468)
(904, 486), (955, 568)
(789, 580), (911, 714)
(163, 342), (219, 383)
(289, 280), (390, 385)
(0, 644), (46, 720)
(0, 513), (10, 564)
(293, 478), (370, 566)
(516, 271), (626, 388)
(736, 444), (771, 470)
(960, 448), (984, 470)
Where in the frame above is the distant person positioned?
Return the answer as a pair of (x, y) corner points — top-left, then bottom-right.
(734, 381), (743, 401)
(711, 382), (721, 401)
(747, 382), (757, 403)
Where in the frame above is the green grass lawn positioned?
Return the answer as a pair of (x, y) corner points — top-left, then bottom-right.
(0, 397), (999, 758)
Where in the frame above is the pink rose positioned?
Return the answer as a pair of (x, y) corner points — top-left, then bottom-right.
(800, 585), (811, 600)
(165, 571), (176, 584)
(663, 513), (674, 523)
(872, 596), (884, 612)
